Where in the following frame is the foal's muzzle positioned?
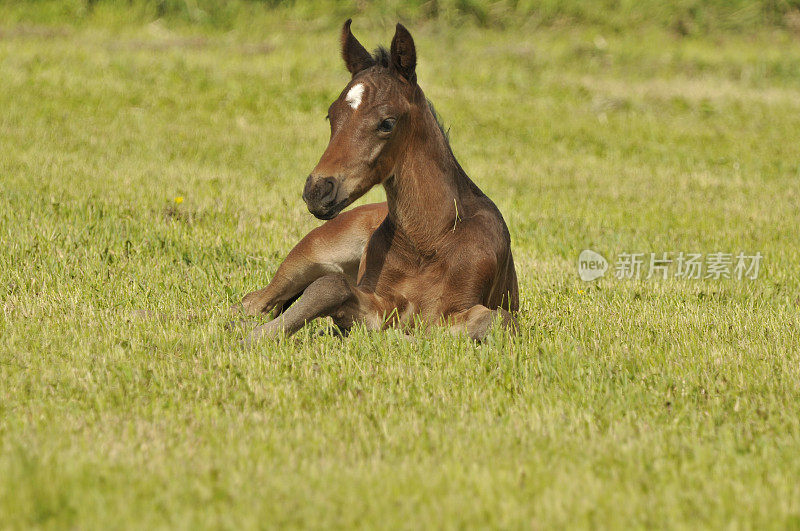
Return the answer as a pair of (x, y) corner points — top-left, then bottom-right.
(302, 175), (344, 220)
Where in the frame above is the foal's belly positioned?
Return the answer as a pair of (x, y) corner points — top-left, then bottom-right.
(365, 259), (470, 326)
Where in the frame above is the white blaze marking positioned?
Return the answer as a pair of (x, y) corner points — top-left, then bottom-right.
(345, 83), (364, 109)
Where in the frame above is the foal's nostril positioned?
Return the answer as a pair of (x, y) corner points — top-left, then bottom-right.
(303, 175), (339, 209)
(320, 177), (337, 204)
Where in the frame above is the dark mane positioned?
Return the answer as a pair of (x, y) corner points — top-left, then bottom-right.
(426, 99), (450, 144)
(372, 46), (450, 145)
(372, 46), (390, 67)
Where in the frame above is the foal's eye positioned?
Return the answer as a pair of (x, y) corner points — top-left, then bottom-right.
(378, 118), (396, 133)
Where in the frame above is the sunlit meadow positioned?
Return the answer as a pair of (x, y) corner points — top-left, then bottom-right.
(1, 1), (800, 528)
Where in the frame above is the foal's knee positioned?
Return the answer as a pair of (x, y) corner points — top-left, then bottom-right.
(247, 273), (355, 343)
(299, 273), (364, 331)
(303, 274), (353, 309)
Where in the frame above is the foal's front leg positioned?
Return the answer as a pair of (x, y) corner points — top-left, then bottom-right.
(247, 273), (385, 343)
(239, 203), (386, 317)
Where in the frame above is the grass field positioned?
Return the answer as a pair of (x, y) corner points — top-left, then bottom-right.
(2, 3), (800, 528)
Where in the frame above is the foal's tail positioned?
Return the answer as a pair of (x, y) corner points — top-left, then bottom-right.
(502, 251), (520, 312)
(489, 249), (519, 313)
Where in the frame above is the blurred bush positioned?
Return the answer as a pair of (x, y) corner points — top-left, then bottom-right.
(4, 0), (800, 34)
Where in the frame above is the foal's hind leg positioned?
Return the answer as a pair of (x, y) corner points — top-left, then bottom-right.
(239, 203), (387, 317)
(246, 273), (386, 343)
(447, 305), (518, 341)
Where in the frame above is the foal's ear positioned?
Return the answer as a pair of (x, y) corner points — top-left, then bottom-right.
(341, 19), (375, 76)
(390, 23), (416, 84)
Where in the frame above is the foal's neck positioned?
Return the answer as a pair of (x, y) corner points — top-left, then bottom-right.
(383, 102), (477, 252)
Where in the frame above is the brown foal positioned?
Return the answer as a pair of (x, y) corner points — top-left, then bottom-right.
(240, 20), (518, 341)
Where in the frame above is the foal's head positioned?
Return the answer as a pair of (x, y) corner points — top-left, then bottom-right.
(302, 20), (426, 220)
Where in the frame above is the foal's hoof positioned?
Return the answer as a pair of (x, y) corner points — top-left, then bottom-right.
(315, 324), (349, 339)
(240, 292), (279, 317)
(227, 299), (249, 321)
(244, 321), (283, 346)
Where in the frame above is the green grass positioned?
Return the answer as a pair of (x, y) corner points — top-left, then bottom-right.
(5, 0), (800, 33)
(2, 6), (800, 529)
